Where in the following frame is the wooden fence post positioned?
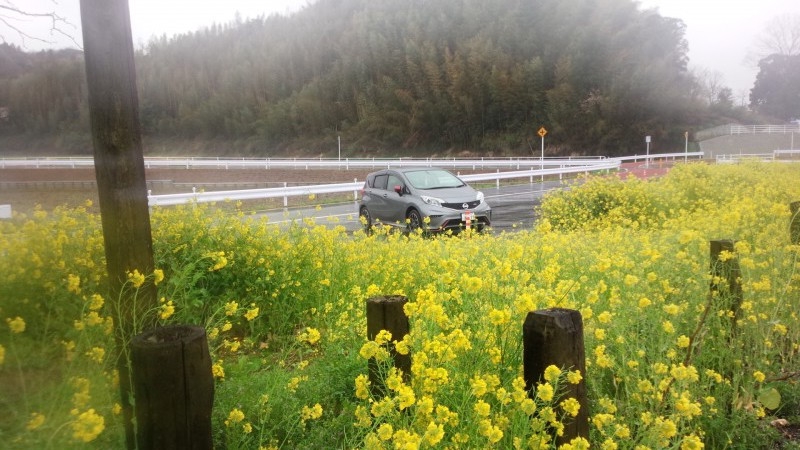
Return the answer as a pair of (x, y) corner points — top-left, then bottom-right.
(366, 295), (411, 395)
(790, 201), (800, 244)
(709, 240), (743, 330)
(131, 325), (214, 450)
(523, 308), (589, 445)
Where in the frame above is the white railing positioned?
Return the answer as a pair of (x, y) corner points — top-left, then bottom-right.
(1, 156), (610, 171)
(729, 124), (800, 135)
(717, 149), (800, 164)
(0, 153), (704, 171)
(148, 160), (628, 207)
(696, 123), (800, 140)
(0, 153), (706, 207)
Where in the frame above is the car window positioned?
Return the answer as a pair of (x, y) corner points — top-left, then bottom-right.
(373, 174), (388, 190)
(405, 170), (464, 189)
(387, 174), (404, 191)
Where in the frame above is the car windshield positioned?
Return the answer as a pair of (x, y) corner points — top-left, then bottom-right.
(405, 170), (465, 190)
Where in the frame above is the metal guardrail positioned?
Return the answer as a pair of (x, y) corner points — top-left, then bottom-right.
(1, 156), (609, 170)
(716, 149), (800, 163)
(148, 160), (628, 207)
(696, 123), (800, 140)
(0, 153), (705, 207)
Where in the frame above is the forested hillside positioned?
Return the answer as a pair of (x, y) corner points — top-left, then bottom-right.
(0, 0), (748, 156)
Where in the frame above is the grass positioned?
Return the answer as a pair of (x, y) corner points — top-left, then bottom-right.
(0, 161), (799, 448)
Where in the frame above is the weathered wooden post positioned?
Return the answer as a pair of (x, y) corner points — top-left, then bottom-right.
(523, 308), (589, 445)
(80, 1), (157, 446)
(709, 240), (743, 330)
(366, 295), (411, 395)
(790, 201), (800, 244)
(130, 325), (214, 450)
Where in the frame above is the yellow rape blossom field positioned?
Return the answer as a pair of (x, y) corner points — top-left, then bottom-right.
(1, 161), (799, 449)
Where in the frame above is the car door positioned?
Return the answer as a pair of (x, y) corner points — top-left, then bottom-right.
(365, 172), (391, 221)
(382, 172), (408, 223)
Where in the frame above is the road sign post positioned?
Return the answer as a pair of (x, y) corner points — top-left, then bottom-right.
(684, 131), (689, 162)
(538, 127), (547, 183)
(645, 135), (651, 168)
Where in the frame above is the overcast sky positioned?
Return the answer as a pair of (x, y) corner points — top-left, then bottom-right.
(6, 0), (800, 95)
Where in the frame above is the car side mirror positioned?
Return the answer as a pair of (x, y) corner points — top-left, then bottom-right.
(394, 185), (403, 195)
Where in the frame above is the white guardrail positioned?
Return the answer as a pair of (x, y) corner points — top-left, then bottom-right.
(715, 149), (800, 163)
(0, 153), (704, 207)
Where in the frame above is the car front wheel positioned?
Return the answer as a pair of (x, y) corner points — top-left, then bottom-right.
(406, 208), (423, 233)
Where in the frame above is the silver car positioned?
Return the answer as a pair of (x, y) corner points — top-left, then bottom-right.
(359, 168), (491, 233)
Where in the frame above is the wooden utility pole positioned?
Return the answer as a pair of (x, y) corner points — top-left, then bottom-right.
(79, 1), (157, 448)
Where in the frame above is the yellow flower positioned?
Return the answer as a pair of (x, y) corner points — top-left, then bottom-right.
(221, 321), (233, 332)
(67, 274), (81, 294)
(85, 347), (105, 363)
(563, 437), (591, 450)
(355, 374), (371, 399)
(397, 385), (416, 410)
(567, 370), (583, 384)
(544, 365), (561, 383)
(354, 405), (371, 428)
(7, 316), (25, 333)
(299, 327), (321, 345)
(479, 419), (503, 443)
(112, 404), (122, 415)
(654, 417), (677, 439)
(0, 343), (5, 366)
(676, 335), (691, 348)
(159, 299), (175, 320)
(471, 376), (488, 397)
(374, 329), (392, 345)
(753, 371), (766, 383)
(71, 408), (105, 442)
(370, 397), (396, 418)
(207, 251), (229, 271)
(224, 301), (239, 316)
(474, 400), (491, 417)
(423, 421), (445, 446)
(26, 412), (46, 431)
(242, 422), (253, 434)
(488, 308), (511, 325)
(88, 294), (104, 311)
(287, 375), (307, 393)
(127, 269), (145, 288)
(244, 306), (259, 321)
(226, 408), (245, 426)
(82, 312), (102, 327)
(212, 361), (225, 379)
(300, 403), (323, 422)
(561, 397), (581, 417)
(377, 423), (393, 441)
(536, 382), (554, 402)
(153, 269), (164, 285)
(681, 433), (704, 450)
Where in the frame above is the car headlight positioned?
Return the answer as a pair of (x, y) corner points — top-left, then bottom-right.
(421, 195), (444, 207)
(476, 191), (484, 202)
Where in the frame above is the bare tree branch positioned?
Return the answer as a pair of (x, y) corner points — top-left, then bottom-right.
(745, 13), (800, 67)
(0, 1), (79, 49)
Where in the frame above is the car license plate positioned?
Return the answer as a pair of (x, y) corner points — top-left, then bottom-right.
(461, 212), (475, 221)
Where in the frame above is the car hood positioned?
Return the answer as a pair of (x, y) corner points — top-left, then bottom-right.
(416, 185), (479, 202)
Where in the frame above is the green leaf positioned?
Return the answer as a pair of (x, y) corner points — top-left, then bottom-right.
(758, 388), (781, 410)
